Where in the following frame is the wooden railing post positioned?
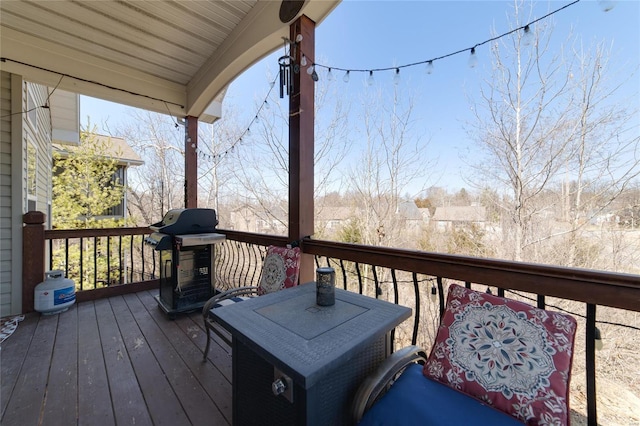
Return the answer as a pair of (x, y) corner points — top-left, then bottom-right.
(22, 211), (46, 313)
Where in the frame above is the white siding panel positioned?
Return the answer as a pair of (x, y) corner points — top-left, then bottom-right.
(0, 71), (13, 317)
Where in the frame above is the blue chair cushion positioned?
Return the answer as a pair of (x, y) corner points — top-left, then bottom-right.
(358, 364), (524, 426)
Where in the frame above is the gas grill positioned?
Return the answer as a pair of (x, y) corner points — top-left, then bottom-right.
(145, 208), (225, 317)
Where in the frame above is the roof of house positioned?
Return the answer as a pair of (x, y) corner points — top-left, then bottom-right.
(53, 135), (143, 166)
(432, 206), (487, 222)
(396, 201), (424, 221)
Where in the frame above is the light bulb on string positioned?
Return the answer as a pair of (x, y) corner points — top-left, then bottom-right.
(430, 284), (437, 301)
(246, 127), (251, 136)
(595, 327), (604, 350)
(264, 100), (270, 110)
(426, 60), (434, 75)
(367, 70), (374, 86)
(301, 54), (307, 67)
(468, 47), (478, 68)
(327, 68), (334, 81)
(393, 68), (400, 85)
(311, 68), (319, 82)
(295, 34), (303, 42)
(598, 0), (616, 12)
(306, 64), (315, 75)
(522, 25), (534, 47)
(343, 70), (350, 83)
(254, 115), (259, 124)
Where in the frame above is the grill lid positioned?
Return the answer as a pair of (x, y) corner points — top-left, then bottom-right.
(149, 208), (218, 235)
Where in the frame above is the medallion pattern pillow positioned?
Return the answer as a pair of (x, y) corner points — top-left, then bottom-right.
(257, 246), (301, 295)
(423, 284), (577, 425)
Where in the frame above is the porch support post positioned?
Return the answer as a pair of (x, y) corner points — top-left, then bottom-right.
(185, 116), (198, 208)
(22, 211), (46, 313)
(289, 15), (315, 283)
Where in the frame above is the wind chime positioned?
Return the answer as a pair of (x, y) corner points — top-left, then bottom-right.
(278, 35), (302, 98)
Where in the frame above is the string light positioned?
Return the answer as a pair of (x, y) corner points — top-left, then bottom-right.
(594, 327), (604, 350)
(522, 25), (535, 46)
(197, 71), (281, 164)
(597, 0), (616, 12)
(468, 47), (478, 68)
(301, 0), (584, 83)
(425, 60), (434, 75)
(393, 68), (400, 85)
(326, 68), (334, 81)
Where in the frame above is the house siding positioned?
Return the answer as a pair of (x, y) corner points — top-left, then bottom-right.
(0, 73), (52, 316)
(1, 71), (15, 316)
(24, 81), (52, 221)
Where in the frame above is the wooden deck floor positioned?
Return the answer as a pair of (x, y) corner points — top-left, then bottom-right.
(1, 290), (233, 426)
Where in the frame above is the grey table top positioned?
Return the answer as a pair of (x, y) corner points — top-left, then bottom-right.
(212, 282), (412, 388)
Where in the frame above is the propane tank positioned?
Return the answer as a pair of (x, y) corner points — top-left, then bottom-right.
(34, 270), (76, 314)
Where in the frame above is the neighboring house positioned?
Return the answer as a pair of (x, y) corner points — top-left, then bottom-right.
(316, 206), (358, 236)
(315, 201), (428, 238)
(228, 205), (288, 235)
(396, 200), (429, 229)
(52, 134), (143, 220)
(431, 205), (487, 231)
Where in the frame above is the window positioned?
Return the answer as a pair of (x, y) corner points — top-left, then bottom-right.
(103, 166), (125, 217)
(27, 140), (37, 211)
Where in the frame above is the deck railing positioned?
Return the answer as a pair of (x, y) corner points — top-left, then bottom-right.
(22, 218), (640, 426)
(45, 227), (158, 290)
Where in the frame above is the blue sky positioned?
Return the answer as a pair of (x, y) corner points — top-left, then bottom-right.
(82, 0), (640, 192)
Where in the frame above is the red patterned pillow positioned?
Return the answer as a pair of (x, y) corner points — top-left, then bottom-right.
(423, 284), (577, 425)
(257, 245), (301, 295)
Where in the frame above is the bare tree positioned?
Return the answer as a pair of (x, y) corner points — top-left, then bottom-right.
(115, 110), (186, 225)
(560, 40), (640, 266)
(465, 0), (639, 266)
(346, 85), (435, 249)
(227, 72), (353, 233)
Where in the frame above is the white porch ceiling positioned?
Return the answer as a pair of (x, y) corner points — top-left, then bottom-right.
(0, 0), (339, 122)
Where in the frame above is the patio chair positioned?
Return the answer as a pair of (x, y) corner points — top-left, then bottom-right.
(202, 244), (301, 359)
(352, 284), (578, 426)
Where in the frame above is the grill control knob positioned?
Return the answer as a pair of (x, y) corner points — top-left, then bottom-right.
(272, 378), (287, 396)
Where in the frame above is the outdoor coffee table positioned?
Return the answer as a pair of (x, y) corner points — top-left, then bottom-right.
(211, 281), (411, 425)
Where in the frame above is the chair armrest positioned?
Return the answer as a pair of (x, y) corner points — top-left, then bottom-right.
(202, 286), (260, 317)
(351, 345), (428, 424)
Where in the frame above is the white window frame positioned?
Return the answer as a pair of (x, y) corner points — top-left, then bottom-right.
(27, 138), (37, 211)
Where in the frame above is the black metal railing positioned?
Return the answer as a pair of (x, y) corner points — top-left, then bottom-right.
(45, 227), (158, 291)
(214, 230), (290, 291)
(302, 238), (640, 426)
(30, 226), (640, 425)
